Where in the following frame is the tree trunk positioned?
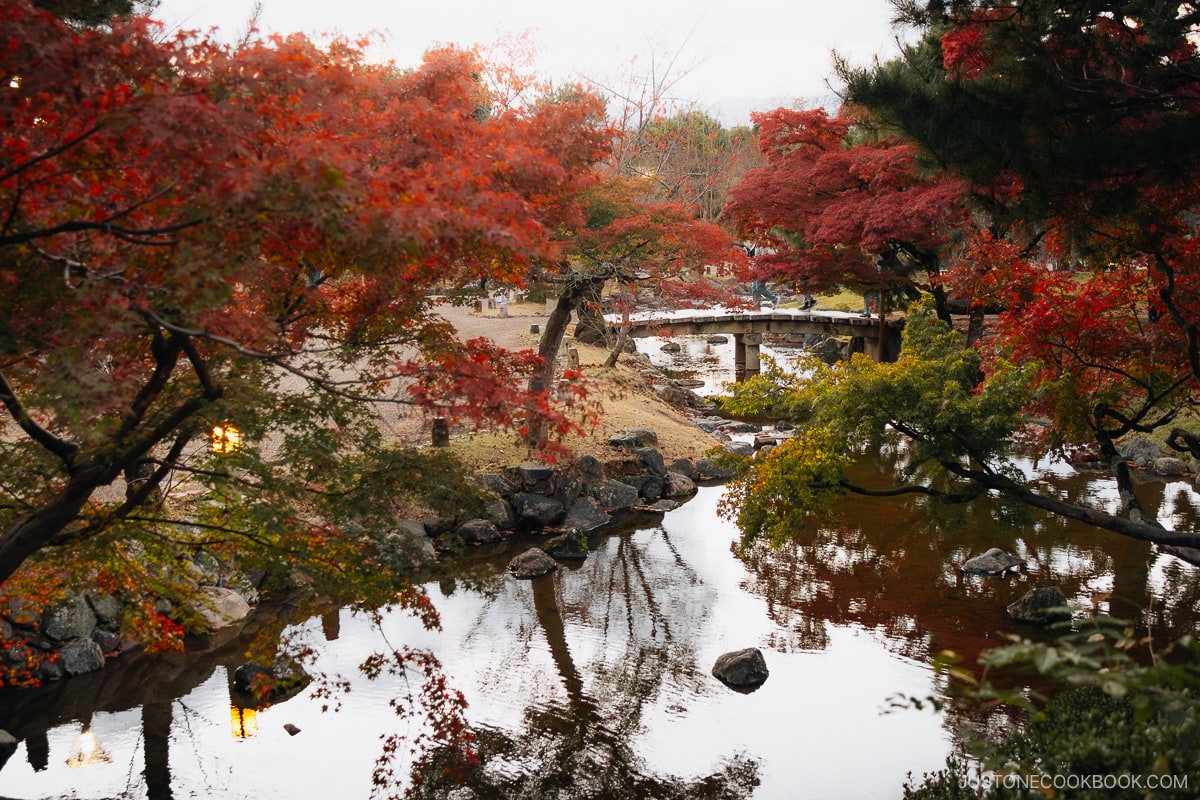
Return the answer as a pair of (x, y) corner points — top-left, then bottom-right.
(603, 322), (631, 368)
(571, 281), (608, 346)
(0, 463), (119, 587)
(930, 281), (953, 326)
(965, 303), (985, 348)
(603, 296), (633, 368)
(526, 278), (604, 446)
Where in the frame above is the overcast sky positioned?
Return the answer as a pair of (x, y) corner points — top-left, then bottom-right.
(152, 0), (908, 124)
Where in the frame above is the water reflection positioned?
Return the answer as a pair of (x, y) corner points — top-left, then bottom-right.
(639, 334), (810, 396)
(1, 472), (1196, 799)
(739, 451), (1200, 672)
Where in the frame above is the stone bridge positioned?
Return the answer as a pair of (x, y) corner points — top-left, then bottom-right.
(620, 308), (904, 378)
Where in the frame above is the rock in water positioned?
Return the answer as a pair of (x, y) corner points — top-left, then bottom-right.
(508, 548), (558, 579)
(712, 647), (769, 690)
(1007, 587), (1072, 623)
(961, 548), (1026, 575)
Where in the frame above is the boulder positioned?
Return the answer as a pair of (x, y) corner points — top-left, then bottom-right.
(189, 551), (224, 584)
(36, 657), (65, 683)
(1153, 457), (1188, 477)
(554, 455), (605, 508)
(623, 474), (664, 502)
(590, 480), (641, 511)
(474, 471), (521, 498)
(486, 499), (517, 531)
(91, 628), (121, 655)
(660, 341), (682, 353)
(378, 519), (437, 568)
(573, 454), (607, 481)
(562, 496), (612, 533)
(85, 593), (122, 630)
(42, 594), (97, 645)
(454, 518), (502, 545)
(662, 470), (697, 498)
(626, 428), (659, 447)
(651, 499), (679, 512)
(668, 458), (697, 479)
(1, 595), (42, 629)
(554, 473), (587, 509)
(543, 530), (589, 561)
(654, 383), (696, 407)
(59, 639), (105, 676)
(810, 336), (850, 363)
(694, 457), (737, 481)
(1007, 586), (1072, 624)
(706, 334), (729, 344)
(960, 548), (1026, 575)
(510, 493), (565, 527)
(724, 441), (754, 457)
(635, 446), (667, 477)
(712, 647), (769, 689)
(517, 461), (556, 494)
(233, 658), (311, 703)
(196, 586), (252, 631)
(1119, 435), (1164, 468)
(508, 548), (558, 579)
(224, 571), (261, 606)
(608, 428), (660, 449)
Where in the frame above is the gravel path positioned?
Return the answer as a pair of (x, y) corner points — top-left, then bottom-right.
(432, 299), (553, 352)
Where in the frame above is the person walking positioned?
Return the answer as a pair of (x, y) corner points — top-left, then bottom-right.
(751, 280), (779, 308)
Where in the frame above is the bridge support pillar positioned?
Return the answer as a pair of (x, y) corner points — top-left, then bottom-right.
(734, 333), (763, 379)
(743, 333), (762, 377)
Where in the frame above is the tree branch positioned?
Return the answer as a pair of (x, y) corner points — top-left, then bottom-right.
(0, 368), (78, 463)
(944, 460), (1200, 549)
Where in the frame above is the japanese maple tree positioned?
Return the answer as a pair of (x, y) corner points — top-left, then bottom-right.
(723, 1), (1200, 553)
(0, 3), (607, 621)
(518, 77), (745, 445)
(723, 107), (968, 322)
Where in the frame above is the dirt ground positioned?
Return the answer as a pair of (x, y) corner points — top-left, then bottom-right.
(433, 298), (554, 351)
(427, 298), (724, 469)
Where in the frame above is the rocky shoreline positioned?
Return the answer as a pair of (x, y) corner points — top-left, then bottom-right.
(0, 400), (774, 690)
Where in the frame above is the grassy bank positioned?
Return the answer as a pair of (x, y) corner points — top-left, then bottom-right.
(442, 341), (724, 472)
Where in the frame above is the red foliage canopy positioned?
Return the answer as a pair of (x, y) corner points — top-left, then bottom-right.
(0, 1), (610, 590)
(723, 108), (967, 294)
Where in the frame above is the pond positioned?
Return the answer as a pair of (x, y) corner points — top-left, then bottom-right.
(3, 469), (1198, 799)
(3, 335), (1199, 799)
(637, 328), (813, 396)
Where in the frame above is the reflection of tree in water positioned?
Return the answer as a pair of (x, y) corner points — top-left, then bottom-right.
(409, 525), (760, 799)
(736, 456), (1200, 670)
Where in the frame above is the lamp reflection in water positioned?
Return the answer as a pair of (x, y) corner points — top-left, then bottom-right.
(230, 706), (258, 739)
(65, 727), (111, 768)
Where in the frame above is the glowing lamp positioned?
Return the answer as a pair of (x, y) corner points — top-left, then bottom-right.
(211, 424), (242, 454)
